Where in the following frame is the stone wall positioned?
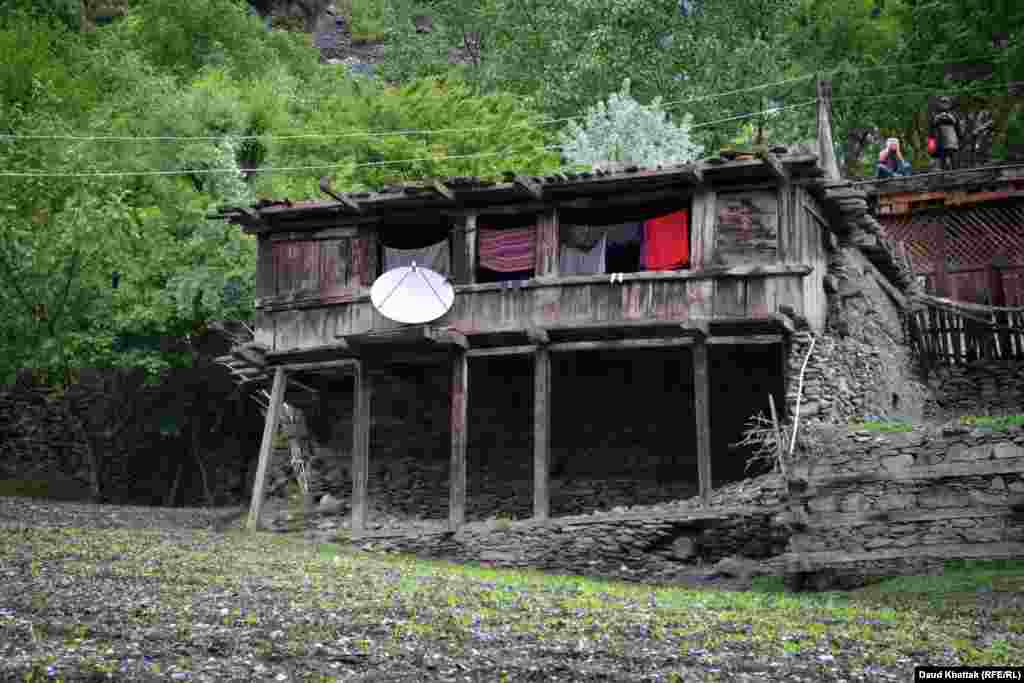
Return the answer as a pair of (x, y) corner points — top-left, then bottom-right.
(354, 474), (790, 584)
(783, 246), (931, 427)
(782, 425), (1024, 588)
(923, 361), (1024, 420)
(347, 426), (1024, 589)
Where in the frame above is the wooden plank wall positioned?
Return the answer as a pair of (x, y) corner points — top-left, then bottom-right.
(714, 190), (779, 266)
(796, 186), (829, 332)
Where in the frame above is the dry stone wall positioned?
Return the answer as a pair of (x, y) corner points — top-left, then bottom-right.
(782, 426), (1024, 588)
(923, 361), (1024, 420)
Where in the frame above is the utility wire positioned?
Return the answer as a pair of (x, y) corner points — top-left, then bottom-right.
(0, 73), (818, 144)
(0, 99), (820, 178)
(0, 48), (1011, 144)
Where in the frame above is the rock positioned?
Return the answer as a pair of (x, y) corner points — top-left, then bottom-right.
(318, 493), (344, 513)
(881, 454), (914, 473)
(412, 14), (434, 33)
(994, 442), (1022, 459)
(991, 477), (1006, 490)
(669, 536), (697, 560)
(918, 486), (970, 509)
(710, 556), (769, 581)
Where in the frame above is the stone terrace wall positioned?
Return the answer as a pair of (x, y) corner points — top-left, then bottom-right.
(923, 360), (1024, 420)
(351, 427), (1024, 588)
(354, 475), (790, 584)
(782, 426), (1024, 588)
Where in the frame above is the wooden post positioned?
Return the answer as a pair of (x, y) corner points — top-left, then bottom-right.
(990, 254), (1010, 358)
(690, 188), (717, 270)
(536, 209), (559, 277)
(247, 367), (287, 531)
(453, 213), (477, 284)
(692, 341), (712, 505)
(449, 350), (468, 531)
(533, 345), (551, 520)
(351, 362), (371, 537)
(815, 78), (841, 182)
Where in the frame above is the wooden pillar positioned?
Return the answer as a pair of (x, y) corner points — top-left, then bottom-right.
(690, 188), (717, 270)
(536, 209), (559, 277)
(449, 350), (468, 531)
(692, 341), (712, 504)
(351, 362), (371, 537)
(452, 213), (477, 284)
(533, 345), (551, 520)
(815, 78), (841, 182)
(247, 367), (287, 531)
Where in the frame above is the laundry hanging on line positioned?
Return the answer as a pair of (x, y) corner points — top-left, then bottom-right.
(560, 224), (608, 251)
(477, 225), (537, 273)
(643, 210), (690, 270)
(383, 240), (451, 276)
(559, 234), (607, 275)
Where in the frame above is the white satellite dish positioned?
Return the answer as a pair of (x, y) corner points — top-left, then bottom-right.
(370, 262), (455, 325)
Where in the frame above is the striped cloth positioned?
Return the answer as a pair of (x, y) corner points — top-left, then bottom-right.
(477, 226), (536, 273)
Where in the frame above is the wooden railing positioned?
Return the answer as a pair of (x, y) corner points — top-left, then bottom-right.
(904, 296), (1024, 365)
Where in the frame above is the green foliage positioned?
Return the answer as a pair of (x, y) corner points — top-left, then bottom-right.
(850, 419), (914, 433)
(958, 414), (1024, 431)
(559, 79), (703, 167)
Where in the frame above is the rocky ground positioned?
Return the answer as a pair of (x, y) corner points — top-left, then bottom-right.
(3, 495), (1019, 682)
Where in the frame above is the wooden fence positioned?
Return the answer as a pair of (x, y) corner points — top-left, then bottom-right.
(904, 299), (1024, 365)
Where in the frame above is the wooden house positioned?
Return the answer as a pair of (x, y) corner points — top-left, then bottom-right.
(217, 149), (842, 535)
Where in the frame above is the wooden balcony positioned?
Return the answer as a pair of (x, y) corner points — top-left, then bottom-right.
(257, 263), (811, 354)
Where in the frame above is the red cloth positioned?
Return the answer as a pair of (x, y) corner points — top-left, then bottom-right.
(643, 210), (690, 270)
(477, 226), (536, 273)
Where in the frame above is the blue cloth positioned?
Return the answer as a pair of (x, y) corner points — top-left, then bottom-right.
(877, 161), (911, 178)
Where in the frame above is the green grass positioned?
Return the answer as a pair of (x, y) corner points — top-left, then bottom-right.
(959, 414), (1024, 431)
(339, 0), (386, 43)
(4, 522), (1024, 679)
(849, 419), (914, 433)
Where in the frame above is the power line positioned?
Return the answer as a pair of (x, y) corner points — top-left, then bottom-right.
(0, 98), (819, 178)
(0, 74), (820, 144)
(5, 47), (1009, 145)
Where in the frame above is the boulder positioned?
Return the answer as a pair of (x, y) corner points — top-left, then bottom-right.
(318, 493), (345, 513)
(709, 556), (769, 582)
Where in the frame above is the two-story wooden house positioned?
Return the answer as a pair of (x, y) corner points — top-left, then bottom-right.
(218, 149), (839, 535)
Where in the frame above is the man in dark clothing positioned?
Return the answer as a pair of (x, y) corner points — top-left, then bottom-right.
(932, 97), (961, 171)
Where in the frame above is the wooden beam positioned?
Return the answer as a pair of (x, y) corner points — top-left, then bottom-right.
(319, 176), (363, 213)
(514, 175), (544, 200)
(466, 345), (537, 358)
(286, 376), (320, 395)
(758, 151), (789, 182)
(452, 213), (477, 285)
(449, 351), (468, 531)
(535, 209), (559, 278)
(548, 337), (695, 353)
(277, 359), (359, 373)
(692, 341), (712, 505)
(247, 367), (287, 531)
(690, 188), (717, 270)
(427, 327), (469, 349)
(351, 361), (371, 538)
(533, 346), (551, 521)
(526, 327), (549, 344)
(688, 317), (710, 337)
(815, 79), (841, 182)
(707, 334), (784, 345)
(432, 180), (456, 201)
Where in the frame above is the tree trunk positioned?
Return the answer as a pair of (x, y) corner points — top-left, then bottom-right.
(165, 462), (184, 508)
(191, 416), (214, 507)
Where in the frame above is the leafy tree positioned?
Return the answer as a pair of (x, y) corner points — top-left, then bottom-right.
(559, 80), (703, 167)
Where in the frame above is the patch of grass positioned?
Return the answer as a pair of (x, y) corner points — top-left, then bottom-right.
(338, 0), (386, 43)
(5, 513), (1024, 680)
(865, 559), (1024, 595)
(850, 419), (914, 433)
(959, 414), (1024, 431)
